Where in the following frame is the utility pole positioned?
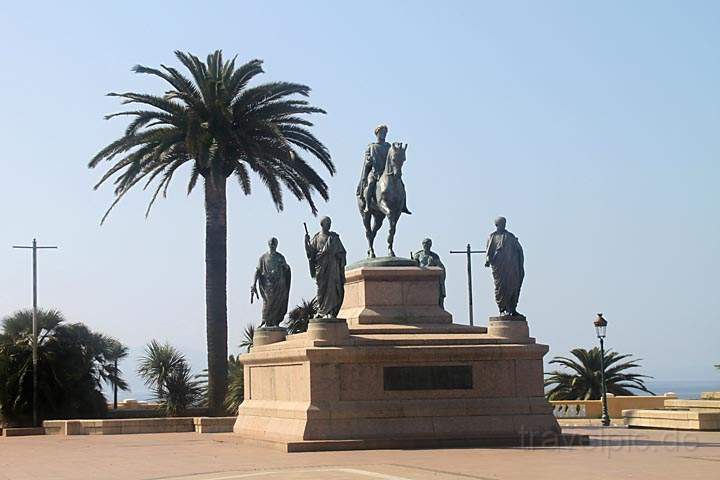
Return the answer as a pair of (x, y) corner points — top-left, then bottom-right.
(12, 238), (58, 427)
(449, 244), (485, 326)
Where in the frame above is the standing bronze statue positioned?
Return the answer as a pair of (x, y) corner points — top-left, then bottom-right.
(357, 124), (411, 258)
(412, 238), (446, 308)
(305, 216), (347, 318)
(250, 237), (291, 327)
(485, 217), (524, 316)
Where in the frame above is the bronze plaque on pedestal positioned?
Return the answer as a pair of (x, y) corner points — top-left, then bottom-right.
(383, 365), (473, 391)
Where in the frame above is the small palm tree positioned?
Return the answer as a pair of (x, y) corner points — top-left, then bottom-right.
(239, 324), (256, 353)
(285, 298), (317, 334)
(90, 50), (333, 414)
(137, 340), (203, 416)
(104, 339), (129, 409)
(137, 340), (185, 398)
(161, 362), (204, 416)
(224, 355), (244, 413)
(545, 347), (654, 400)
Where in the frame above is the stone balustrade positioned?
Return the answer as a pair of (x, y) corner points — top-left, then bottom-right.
(551, 394), (675, 419)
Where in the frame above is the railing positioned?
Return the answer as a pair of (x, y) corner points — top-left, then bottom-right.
(550, 394), (675, 419)
(552, 400), (596, 418)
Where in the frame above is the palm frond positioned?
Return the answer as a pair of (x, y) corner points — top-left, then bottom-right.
(91, 50), (333, 222)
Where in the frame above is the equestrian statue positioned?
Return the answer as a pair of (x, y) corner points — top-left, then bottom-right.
(356, 124), (411, 258)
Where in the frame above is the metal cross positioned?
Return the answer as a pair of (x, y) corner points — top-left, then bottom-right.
(449, 244), (485, 326)
(13, 238), (58, 427)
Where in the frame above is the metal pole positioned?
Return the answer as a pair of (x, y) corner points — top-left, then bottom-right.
(466, 244), (474, 326)
(32, 239), (38, 427)
(599, 337), (610, 426)
(113, 358), (118, 410)
(450, 245), (485, 327)
(13, 239), (57, 428)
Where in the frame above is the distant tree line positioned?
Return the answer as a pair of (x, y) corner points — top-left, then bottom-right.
(0, 308), (255, 427)
(0, 309), (128, 426)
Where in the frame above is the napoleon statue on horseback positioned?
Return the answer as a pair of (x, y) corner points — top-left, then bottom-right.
(356, 124), (411, 258)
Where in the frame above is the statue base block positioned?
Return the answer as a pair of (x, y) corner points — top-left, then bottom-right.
(338, 266), (452, 325)
(488, 315), (530, 340)
(253, 326), (286, 347)
(233, 266), (586, 451)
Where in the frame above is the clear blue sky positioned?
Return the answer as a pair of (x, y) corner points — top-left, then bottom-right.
(1, 1), (719, 398)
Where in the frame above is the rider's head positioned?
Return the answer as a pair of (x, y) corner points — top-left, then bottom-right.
(320, 216), (332, 233)
(374, 124), (388, 142)
(494, 216), (507, 232)
(268, 237), (278, 252)
(422, 238), (432, 252)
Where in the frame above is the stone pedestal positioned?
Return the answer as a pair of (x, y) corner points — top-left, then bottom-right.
(487, 315), (530, 340)
(306, 318), (351, 346)
(339, 266), (452, 325)
(234, 265), (585, 451)
(253, 326), (286, 347)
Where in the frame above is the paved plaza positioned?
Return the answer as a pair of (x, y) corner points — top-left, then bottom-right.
(1, 426), (718, 480)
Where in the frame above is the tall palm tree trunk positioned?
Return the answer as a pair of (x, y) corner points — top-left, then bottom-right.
(204, 173), (228, 415)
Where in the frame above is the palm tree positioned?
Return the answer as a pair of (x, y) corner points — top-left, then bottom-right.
(104, 339), (129, 409)
(545, 347), (654, 401)
(224, 354), (244, 413)
(285, 298), (317, 334)
(137, 340), (203, 416)
(137, 340), (185, 398)
(239, 324), (256, 353)
(160, 361), (204, 416)
(0, 309), (125, 425)
(89, 50), (333, 414)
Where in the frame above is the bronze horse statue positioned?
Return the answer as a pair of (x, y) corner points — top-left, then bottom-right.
(358, 142), (409, 258)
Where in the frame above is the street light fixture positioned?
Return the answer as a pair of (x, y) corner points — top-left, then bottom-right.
(594, 313), (611, 426)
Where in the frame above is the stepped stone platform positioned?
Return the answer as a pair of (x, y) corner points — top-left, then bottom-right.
(233, 263), (586, 451)
(664, 398), (720, 411)
(623, 395), (720, 431)
(624, 409), (720, 431)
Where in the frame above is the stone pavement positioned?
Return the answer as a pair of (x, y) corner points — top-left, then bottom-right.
(0, 426), (718, 480)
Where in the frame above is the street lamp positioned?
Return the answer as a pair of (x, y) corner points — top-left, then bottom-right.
(594, 313), (611, 426)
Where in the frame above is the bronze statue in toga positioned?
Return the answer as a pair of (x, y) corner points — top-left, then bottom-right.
(485, 217), (524, 317)
(251, 237), (291, 327)
(412, 238), (447, 308)
(305, 216), (347, 318)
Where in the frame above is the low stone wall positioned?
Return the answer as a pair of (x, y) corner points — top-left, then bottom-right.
(2, 427), (45, 437)
(44, 418), (195, 435)
(550, 395), (673, 419)
(43, 416), (235, 436)
(193, 417), (235, 433)
(106, 399), (160, 410)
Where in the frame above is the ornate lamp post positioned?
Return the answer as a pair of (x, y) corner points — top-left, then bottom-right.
(594, 313), (611, 426)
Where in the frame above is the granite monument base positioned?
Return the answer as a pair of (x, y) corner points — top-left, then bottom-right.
(233, 266), (585, 451)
